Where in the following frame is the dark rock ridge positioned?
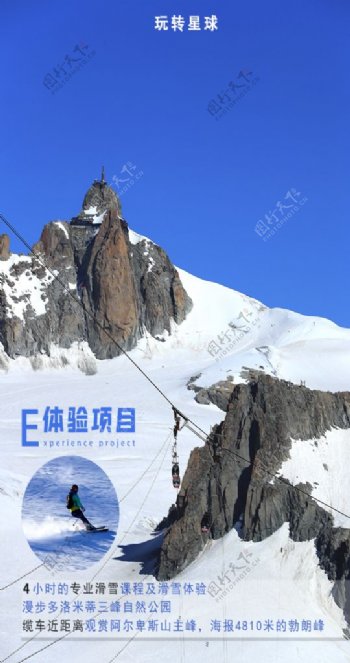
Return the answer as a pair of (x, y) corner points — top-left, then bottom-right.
(187, 374), (235, 410)
(0, 179), (192, 360)
(157, 375), (350, 624)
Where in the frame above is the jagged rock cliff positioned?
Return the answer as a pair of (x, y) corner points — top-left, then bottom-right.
(0, 181), (192, 360)
(157, 375), (350, 623)
(0, 234), (10, 261)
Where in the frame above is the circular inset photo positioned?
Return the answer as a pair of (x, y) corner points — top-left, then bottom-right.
(22, 455), (119, 571)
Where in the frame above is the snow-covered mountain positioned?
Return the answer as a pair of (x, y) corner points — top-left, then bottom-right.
(0, 177), (192, 361)
(1, 181), (350, 663)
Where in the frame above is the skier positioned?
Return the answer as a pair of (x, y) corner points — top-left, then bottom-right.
(67, 484), (95, 530)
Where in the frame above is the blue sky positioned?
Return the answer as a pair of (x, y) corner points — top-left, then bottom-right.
(1, 0), (349, 326)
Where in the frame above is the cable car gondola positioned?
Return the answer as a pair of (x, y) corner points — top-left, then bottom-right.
(201, 512), (212, 534)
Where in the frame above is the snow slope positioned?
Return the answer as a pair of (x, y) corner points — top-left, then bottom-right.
(1, 263), (350, 662)
(277, 428), (350, 528)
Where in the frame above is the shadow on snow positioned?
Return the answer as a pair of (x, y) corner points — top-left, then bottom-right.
(115, 531), (165, 575)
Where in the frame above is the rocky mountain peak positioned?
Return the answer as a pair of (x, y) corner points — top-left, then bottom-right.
(0, 174), (193, 362)
(71, 168), (122, 225)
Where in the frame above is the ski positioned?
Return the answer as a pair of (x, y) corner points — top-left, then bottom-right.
(86, 526), (109, 532)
